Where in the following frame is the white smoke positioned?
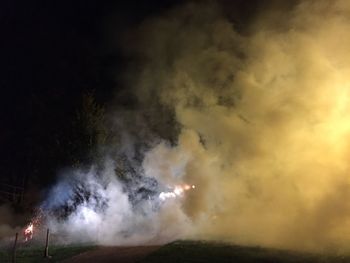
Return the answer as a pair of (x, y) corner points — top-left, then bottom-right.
(42, 154), (194, 245)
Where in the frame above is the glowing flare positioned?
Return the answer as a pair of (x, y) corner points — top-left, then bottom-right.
(23, 209), (44, 242)
(159, 183), (195, 201)
(24, 223), (34, 242)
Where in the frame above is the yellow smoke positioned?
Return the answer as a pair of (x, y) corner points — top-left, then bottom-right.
(129, 0), (350, 252)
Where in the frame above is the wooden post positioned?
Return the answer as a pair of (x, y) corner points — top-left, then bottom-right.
(44, 228), (50, 258)
(12, 232), (18, 263)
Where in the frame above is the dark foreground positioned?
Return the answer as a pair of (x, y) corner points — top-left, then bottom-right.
(62, 246), (160, 263)
(2, 241), (350, 263)
(0, 244), (96, 263)
(141, 241), (350, 263)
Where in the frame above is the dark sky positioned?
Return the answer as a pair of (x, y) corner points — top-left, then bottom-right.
(0, 0), (185, 112)
(0, 0), (186, 187)
(0, 0), (282, 190)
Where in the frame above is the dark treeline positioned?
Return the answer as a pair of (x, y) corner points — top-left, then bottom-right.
(0, 0), (184, 207)
(0, 0), (114, 207)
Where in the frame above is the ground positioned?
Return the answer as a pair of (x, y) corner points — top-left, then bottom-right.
(62, 246), (160, 263)
(0, 244), (95, 263)
(2, 241), (350, 262)
(141, 241), (350, 263)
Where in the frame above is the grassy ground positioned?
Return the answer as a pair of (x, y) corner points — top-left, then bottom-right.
(140, 241), (350, 263)
(2, 240), (350, 263)
(0, 244), (96, 263)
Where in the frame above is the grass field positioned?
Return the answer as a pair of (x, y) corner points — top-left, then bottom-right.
(0, 244), (96, 263)
(140, 241), (350, 263)
(2, 241), (350, 262)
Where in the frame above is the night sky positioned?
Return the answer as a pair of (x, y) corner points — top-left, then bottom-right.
(0, 0), (187, 188)
(0, 0), (267, 188)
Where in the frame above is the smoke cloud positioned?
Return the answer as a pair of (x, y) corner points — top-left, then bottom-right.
(31, 0), (350, 253)
(117, 0), (350, 252)
(41, 160), (193, 246)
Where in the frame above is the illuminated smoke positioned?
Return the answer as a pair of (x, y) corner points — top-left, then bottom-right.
(159, 184), (195, 201)
(39, 161), (194, 245)
(120, 0), (350, 252)
(29, 0), (350, 252)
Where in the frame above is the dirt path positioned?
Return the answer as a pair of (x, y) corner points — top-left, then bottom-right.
(61, 246), (160, 263)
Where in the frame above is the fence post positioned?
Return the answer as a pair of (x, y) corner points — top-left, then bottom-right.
(12, 232), (18, 263)
(44, 228), (50, 258)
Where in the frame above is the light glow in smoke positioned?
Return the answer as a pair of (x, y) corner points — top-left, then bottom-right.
(159, 184), (195, 201)
(24, 223), (33, 242)
(31, 165), (196, 246)
(24, 179), (195, 243)
(23, 208), (44, 242)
